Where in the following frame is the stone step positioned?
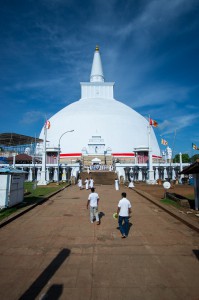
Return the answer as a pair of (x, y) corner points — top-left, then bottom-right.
(79, 171), (117, 185)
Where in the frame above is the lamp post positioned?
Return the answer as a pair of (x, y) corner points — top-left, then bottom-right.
(147, 125), (155, 183)
(57, 130), (74, 184)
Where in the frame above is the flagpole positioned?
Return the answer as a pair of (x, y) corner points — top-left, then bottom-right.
(33, 133), (37, 186)
(171, 129), (177, 161)
(37, 122), (48, 186)
(147, 115), (155, 183)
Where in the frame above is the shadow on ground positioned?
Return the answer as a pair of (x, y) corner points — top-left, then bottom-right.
(18, 248), (70, 300)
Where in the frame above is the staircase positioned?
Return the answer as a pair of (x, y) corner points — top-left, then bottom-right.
(79, 171), (117, 185)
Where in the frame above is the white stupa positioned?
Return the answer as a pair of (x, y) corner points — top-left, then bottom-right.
(39, 46), (160, 162)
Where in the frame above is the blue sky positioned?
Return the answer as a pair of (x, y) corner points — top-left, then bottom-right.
(0, 0), (199, 157)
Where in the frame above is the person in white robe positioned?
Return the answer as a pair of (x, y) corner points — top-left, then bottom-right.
(115, 179), (119, 191)
(89, 178), (94, 189)
(85, 178), (89, 190)
(78, 178), (83, 190)
(128, 180), (135, 189)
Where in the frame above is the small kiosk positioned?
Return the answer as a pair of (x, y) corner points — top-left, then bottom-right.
(180, 159), (199, 210)
(0, 167), (27, 209)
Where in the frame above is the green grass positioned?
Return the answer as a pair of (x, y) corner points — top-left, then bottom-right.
(186, 194), (194, 200)
(24, 182), (66, 198)
(160, 198), (180, 208)
(0, 207), (19, 220)
(0, 182), (68, 222)
(161, 195), (195, 210)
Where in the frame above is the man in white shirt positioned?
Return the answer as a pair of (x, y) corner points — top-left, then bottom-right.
(117, 192), (132, 238)
(87, 188), (100, 224)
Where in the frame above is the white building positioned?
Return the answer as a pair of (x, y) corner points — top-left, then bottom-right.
(39, 46), (161, 168)
(0, 49), (189, 184)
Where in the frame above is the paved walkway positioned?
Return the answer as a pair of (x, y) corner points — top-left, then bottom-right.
(0, 185), (199, 300)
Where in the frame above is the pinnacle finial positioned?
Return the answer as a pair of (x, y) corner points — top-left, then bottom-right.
(90, 45), (104, 82)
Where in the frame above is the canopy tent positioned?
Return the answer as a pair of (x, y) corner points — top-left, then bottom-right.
(0, 133), (43, 146)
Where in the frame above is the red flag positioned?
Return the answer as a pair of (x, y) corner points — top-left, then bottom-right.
(149, 118), (158, 127)
(45, 120), (51, 129)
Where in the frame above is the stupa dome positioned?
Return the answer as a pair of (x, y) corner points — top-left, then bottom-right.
(39, 47), (160, 159)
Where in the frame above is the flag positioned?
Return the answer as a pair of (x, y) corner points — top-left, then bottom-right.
(192, 143), (199, 150)
(149, 118), (158, 127)
(45, 120), (51, 129)
(161, 138), (168, 146)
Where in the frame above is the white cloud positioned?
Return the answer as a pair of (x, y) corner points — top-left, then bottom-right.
(117, 0), (196, 39)
(131, 84), (191, 108)
(160, 113), (199, 135)
(20, 111), (47, 124)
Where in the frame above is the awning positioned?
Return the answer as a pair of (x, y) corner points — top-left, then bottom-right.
(179, 159), (199, 175)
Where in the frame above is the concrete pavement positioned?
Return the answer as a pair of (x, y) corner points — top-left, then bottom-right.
(0, 184), (199, 300)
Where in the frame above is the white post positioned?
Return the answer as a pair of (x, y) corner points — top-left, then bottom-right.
(62, 166), (66, 182)
(37, 167), (41, 181)
(46, 167), (50, 182)
(172, 167), (175, 180)
(53, 167), (58, 182)
(163, 167), (167, 180)
(12, 153), (16, 168)
(138, 168), (142, 181)
(155, 167), (159, 180)
(28, 167), (33, 182)
(37, 126), (48, 185)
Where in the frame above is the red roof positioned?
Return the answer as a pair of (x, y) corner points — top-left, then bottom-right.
(7, 154), (41, 163)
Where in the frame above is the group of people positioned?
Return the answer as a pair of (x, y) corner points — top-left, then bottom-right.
(79, 177), (135, 191)
(77, 177), (94, 190)
(115, 178), (135, 190)
(77, 175), (133, 238)
(87, 188), (132, 239)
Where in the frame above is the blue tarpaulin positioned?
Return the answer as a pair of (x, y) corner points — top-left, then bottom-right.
(0, 167), (27, 174)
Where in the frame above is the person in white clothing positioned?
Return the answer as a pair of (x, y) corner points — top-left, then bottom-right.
(117, 192), (132, 238)
(85, 178), (89, 190)
(78, 177), (83, 190)
(87, 188), (100, 224)
(128, 180), (135, 189)
(89, 177), (94, 189)
(115, 179), (119, 190)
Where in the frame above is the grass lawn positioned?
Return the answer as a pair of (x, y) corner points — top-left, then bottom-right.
(0, 181), (68, 222)
(161, 196), (195, 210)
(160, 198), (180, 208)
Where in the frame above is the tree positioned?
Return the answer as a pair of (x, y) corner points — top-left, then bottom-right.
(173, 153), (190, 163)
(191, 154), (199, 162)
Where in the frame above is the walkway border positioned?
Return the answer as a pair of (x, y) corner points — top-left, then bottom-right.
(0, 185), (70, 229)
(1, 185), (198, 233)
(134, 188), (199, 233)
